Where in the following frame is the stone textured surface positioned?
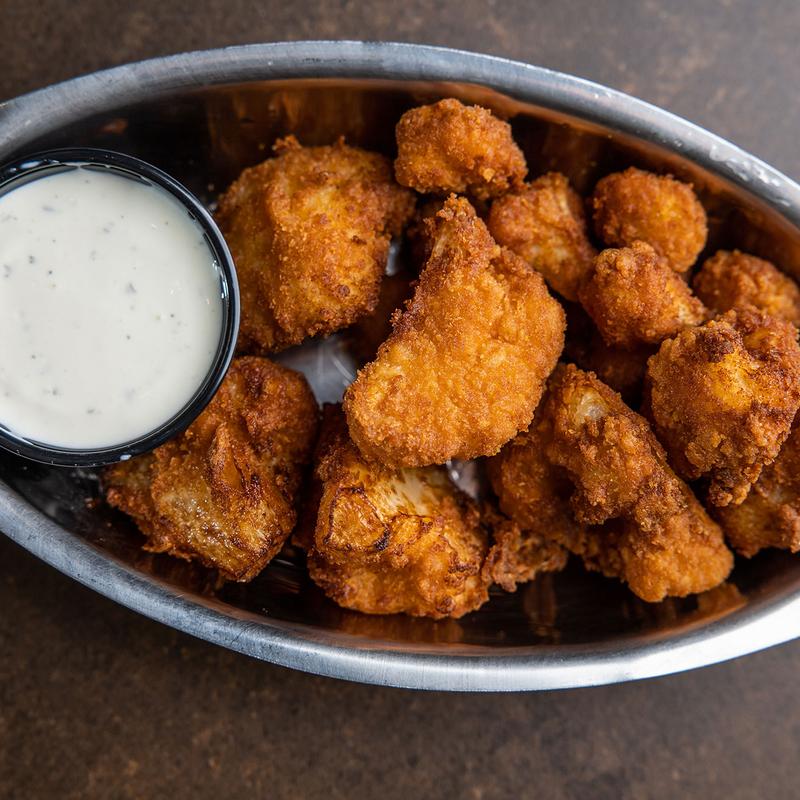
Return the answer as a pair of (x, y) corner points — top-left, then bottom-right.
(2, 2), (800, 797)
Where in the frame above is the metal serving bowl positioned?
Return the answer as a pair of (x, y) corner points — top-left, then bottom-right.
(2, 41), (800, 691)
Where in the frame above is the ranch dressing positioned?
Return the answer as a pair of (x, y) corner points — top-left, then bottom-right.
(0, 165), (223, 449)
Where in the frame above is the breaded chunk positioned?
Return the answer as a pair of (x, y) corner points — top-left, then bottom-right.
(105, 357), (319, 581)
(579, 241), (707, 349)
(693, 249), (800, 326)
(717, 419), (800, 556)
(591, 167), (707, 273)
(541, 365), (732, 601)
(304, 406), (490, 618)
(645, 308), (800, 506)
(344, 196), (566, 467)
(217, 136), (415, 353)
(489, 368), (732, 601)
(394, 98), (527, 200)
(487, 172), (597, 301)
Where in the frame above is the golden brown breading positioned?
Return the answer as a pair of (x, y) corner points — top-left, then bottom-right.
(645, 308), (800, 506)
(487, 418), (583, 551)
(105, 357), (319, 581)
(693, 249), (800, 326)
(576, 513), (733, 604)
(482, 512), (569, 593)
(579, 241), (707, 349)
(591, 167), (707, 273)
(305, 405), (490, 618)
(489, 368), (732, 601)
(487, 172), (597, 301)
(217, 136), (415, 353)
(717, 419), (800, 556)
(394, 98), (527, 200)
(344, 195), (566, 467)
(540, 365), (732, 601)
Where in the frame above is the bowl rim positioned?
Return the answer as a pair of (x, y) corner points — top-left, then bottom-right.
(0, 146), (240, 467)
(1, 40), (800, 691)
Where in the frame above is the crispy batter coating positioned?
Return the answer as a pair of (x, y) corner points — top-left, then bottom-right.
(693, 250), (800, 326)
(105, 357), (319, 581)
(487, 418), (583, 551)
(645, 308), (800, 506)
(541, 365), (732, 601)
(591, 167), (708, 273)
(482, 512), (569, 593)
(394, 98), (527, 200)
(305, 406), (491, 618)
(579, 241), (707, 349)
(344, 196), (566, 467)
(487, 172), (597, 301)
(717, 419), (800, 556)
(217, 136), (415, 353)
(489, 369), (732, 601)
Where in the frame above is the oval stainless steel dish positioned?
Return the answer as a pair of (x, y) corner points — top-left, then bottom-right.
(2, 41), (800, 691)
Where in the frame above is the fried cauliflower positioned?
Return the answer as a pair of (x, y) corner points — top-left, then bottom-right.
(344, 195), (565, 467)
(105, 357), (319, 581)
(693, 249), (800, 326)
(579, 241), (707, 349)
(304, 406), (491, 618)
(217, 136), (415, 353)
(591, 167), (707, 273)
(487, 172), (597, 301)
(645, 308), (800, 506)
(717, 419), (800, 556)
(394, 98), (527, 200)
(542, 365), (732, 601)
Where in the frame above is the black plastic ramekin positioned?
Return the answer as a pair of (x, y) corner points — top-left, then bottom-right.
(0, 147), (239, 467)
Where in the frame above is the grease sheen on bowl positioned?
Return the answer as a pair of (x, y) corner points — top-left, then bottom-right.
(0, 164), (223, 449)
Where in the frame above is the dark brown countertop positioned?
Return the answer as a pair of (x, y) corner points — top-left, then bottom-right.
(2, 2), (800, 797)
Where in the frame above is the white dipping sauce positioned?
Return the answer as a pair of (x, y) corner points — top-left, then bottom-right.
(0, 165), (223, 449)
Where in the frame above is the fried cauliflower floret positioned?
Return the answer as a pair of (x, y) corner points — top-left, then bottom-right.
(645, 308), (800, 506)
(344, 196), (566, 467)
(394, 98), (527, 200)
(579, 241), (707, 349)
(717, 420), (800, 556)
(305, 406), (490, 618)
(105, 357), (319, 581)
(591, 167), (707, 273)
(487, 172), (597, 301)
(693, 250), (800, 326)
(541, 365), (732, 601)
(217, 136), (415, 353)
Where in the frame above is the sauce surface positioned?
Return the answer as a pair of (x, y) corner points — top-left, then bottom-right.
(0, 165), (223, 449)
